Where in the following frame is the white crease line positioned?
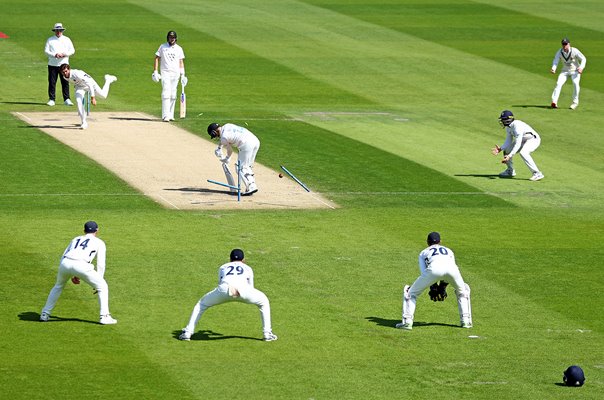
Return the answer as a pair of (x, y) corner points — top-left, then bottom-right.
(13, 112), (30, 121)
(309, 192), (336, 209)
(157, 194), (180, 210)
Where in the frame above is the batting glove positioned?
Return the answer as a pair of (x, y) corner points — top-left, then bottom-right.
(214, 148), (223, 158)
(220, 157), (231, 164)
(152, 70), (161, 83)
(181, 75), (188, 86)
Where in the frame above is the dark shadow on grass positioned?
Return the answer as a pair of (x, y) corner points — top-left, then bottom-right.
(19, 311), (97, 324)
(366, 316), (400, 327)
(0, 101), (49, 105)
(511, 105), (554, 109)
(366, 316), (459, 329)
(164, 187), (237, 195)
(454, 173), (500, 180)
(172, 329), (261, 341)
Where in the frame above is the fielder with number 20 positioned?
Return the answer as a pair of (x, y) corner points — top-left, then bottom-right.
(396, 232), (472, 330)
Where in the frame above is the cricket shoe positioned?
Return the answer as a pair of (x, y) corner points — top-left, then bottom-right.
(40, 312), (50, 322)
(64, 99), (74, 106)
(499, 168), (516, 178)
(569, 102), (578, 110)
(242, 188), (258, 196)
(178, 329), (191, 341)
(530, 172), (545, 181)
(263, 332), (278, 341)
(461, 321), (473, 329)
(551, 102), (557, 109)
(100, 314), (117, 325)
(47, 100), (55, 106)
(395, 322), (413, 330)
(81, 121), (88, 130)
(105, 74), (118, 84)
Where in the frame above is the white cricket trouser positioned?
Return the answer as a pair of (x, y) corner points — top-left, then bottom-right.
(402, 263), (469, 324)
(551, 71), (581, 105)
(183, 282), (272, 335)
(503, 136), (541, 174)
(42, 258), (111, 316)
(160, 71), (179, 120)
(75, 78), (113, 125)
(237, 137), (260, 191)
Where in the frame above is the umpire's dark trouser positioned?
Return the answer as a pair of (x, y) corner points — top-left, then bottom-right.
(48, 65), (70, 101)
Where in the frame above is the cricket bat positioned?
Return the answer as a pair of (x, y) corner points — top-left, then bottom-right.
(179, 85), (186, 118)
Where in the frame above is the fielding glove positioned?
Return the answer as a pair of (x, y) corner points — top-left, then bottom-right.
(428, 283), (440, 302)
(436, 281), (448, 301)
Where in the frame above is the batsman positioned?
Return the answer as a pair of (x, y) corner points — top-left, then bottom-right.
(152, 30), (187, 122)
(207, 122), (260, 196)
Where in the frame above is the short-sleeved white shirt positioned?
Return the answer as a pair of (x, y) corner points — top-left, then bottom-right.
(219, 123), (257, 149)
(62, 233), (106, 272)
(155, 43), (185, 74)
(218, 261), (254, 288)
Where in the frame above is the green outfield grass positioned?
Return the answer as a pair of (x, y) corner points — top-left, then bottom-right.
(1, 1), (603, 399)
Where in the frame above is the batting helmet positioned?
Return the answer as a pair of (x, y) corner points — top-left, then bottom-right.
(207, 123), (220, 138)
(499, 110), (514, 127)
(167, 31), (177, 42)
(563, 365), (585, 387)
(427, 232), (441, 245)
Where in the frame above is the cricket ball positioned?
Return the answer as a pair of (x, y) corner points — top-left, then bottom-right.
(278, 173), (283, 178)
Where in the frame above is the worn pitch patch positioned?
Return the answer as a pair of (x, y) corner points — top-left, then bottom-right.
(14, 111), (336, 210)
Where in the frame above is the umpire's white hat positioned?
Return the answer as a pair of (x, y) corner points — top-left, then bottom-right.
(52, 23), (65, 31)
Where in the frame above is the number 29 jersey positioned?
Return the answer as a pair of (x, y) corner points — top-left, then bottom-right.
(218, 261), (254, 288)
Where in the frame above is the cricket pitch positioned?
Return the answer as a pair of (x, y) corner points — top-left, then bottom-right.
(14, 111), (336, 210)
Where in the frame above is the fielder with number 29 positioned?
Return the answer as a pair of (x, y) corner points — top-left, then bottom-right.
(396, 232), (472, 330)
(178, 249), (277, 342)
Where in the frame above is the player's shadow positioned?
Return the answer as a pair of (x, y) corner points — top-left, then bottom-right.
(109, 117), (155, 122)
(0, 101), (49, 105)
(18, 311), (97, 324)
(511, 104), (554, 109)
(171, 329), (262, 341)
(366, 316), (458, 329)
(164, 187), (237, 195)
(21, 124), (80, 130)
(454, 173), (501, 180)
